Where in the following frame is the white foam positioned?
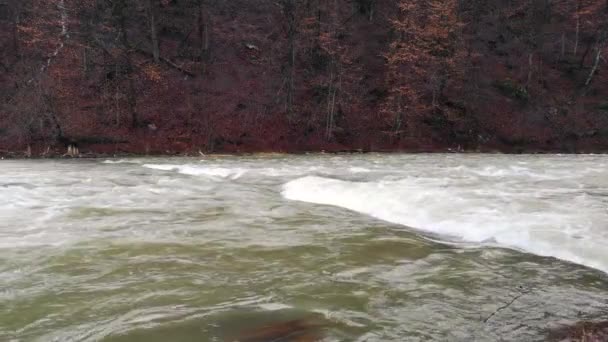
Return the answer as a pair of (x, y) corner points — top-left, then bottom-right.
(142, 164), (246, 179)
(142, 163), (337, 180)
(282, 176), (608, 273)
(348, 167), (371, 173)
(258, 303), (293, 311)
(102, 159), (142, 164)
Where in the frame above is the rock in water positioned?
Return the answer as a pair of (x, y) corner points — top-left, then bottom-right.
(231, 318), (324, 342)
(548, 321), (608, 342)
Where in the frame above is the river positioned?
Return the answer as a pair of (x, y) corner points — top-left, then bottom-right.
(1, 154), (607, 341)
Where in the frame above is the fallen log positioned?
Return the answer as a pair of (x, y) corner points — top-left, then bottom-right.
(134, 47), (196, 78)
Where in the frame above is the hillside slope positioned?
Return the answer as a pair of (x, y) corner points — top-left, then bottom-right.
(1, 0), (607, 155)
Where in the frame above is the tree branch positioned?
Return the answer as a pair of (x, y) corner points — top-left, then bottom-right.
(483, 286), (533, 323)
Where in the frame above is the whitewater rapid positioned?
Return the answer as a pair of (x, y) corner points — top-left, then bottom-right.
(280, 157), (608, 274)
(2, 155), (606, 275)
(139, 155), (608, 273)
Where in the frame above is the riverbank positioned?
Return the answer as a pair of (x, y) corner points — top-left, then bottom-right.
(3, 0), (608, 165)
(2, 143), (608, 159)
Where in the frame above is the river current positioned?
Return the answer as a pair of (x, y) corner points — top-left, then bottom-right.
(1, 154), (607, 341)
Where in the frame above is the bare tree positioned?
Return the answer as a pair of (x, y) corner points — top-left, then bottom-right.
(574, 0), (581, 56)
(584, 31), (607, 87)
(145, 0), (160, 63)
(197, 0), (211, 74)
(281, 0), (297, 118)
(111, 0), (139, 127)
(1, 0), (24, 57)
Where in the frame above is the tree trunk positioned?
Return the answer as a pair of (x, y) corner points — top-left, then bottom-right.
(584, 47), (603, 86)
(316, 0), (321, 38)
(326, 67), (335, 140)
(10, 2), (20, 56)
(527, 53), (533, 88)
(116, 5), (139, 127)
(573, 1), (580, 56)
(538, 57), (543, 86)
(394, 94), (403, 136)
(560, 32), (565, 60)
(579, 27), (602, 68)
(198, 0), (210, 74)
(83, 48), (89, 76)
(283, 0), (296, 117)
(145, 0), (160, 64)
(40, 87), (65, 142)
(114, 65), (120, 126)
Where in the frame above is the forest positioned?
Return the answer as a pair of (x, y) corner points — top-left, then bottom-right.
(0, 0), (607, 155)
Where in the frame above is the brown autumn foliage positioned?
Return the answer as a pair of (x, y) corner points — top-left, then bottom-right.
(383, 0), (462, 140)
(0, 0), (607, 156)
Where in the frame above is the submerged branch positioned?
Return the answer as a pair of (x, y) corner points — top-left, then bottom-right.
(483, 286), (533, 323)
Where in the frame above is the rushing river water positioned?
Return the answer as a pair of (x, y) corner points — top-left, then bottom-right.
(1, 154), (607, 341)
